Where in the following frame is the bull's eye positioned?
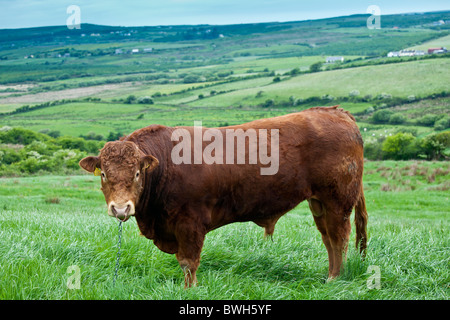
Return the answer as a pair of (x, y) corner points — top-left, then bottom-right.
(135, 171), (140, 179)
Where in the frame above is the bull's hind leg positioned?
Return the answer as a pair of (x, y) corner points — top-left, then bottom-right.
(309, 198), (351, 280)
(324, 208), (351, 279)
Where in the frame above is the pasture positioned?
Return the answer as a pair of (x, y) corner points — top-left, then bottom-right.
(0, 161), (448, 299)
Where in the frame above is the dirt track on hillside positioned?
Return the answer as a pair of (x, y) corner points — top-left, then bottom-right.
(0, 83), (134, 104)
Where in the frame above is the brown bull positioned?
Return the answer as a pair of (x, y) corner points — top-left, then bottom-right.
(79, 106), (368, 287)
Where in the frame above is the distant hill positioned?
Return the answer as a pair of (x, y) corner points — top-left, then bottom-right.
(1, 10), (449, 48)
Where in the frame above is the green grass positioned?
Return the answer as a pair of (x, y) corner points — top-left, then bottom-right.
(0, 161), (448, 299)
(188, 58), (450, 107)
(408, 34), (450, 51)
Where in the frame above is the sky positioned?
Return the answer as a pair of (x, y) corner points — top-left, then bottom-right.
(0, 0), (449, 29)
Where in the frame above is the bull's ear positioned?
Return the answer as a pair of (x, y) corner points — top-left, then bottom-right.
(79, 156), (100, 173)
(141, 155), (159, 172)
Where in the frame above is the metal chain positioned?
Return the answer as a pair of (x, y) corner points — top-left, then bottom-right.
(113, 220), (123, 286)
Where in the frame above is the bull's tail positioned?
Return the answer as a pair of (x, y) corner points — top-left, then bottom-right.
(355, 184), (368, 258)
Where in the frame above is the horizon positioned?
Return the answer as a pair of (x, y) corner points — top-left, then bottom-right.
(0, 0), (449, 29)
(1, 9), (450, 31)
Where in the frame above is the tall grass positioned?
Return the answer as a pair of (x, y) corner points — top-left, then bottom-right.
(0, 161), (448, 299)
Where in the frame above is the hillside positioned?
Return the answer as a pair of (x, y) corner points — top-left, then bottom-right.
(0, 10), (449, 175)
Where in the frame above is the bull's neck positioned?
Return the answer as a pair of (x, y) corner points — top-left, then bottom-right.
(129, 133), (171, 215)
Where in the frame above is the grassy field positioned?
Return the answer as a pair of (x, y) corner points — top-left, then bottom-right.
(1, 56), (449, 137)
(188, 58), (450, 107)
(0, 160), (448, 299)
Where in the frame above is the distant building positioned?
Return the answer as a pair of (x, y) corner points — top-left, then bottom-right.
(432, 20), (445, 26)
(387, 50), (425, 57)
(387, 51), (400, 57)
(143, 48), (153, 53)
(398, 50), (415, 57)
(115, 49), (123, 54)
(131, 49), (139, 53)
(326, 56), (344, 63)
(428, 47), (447, 54)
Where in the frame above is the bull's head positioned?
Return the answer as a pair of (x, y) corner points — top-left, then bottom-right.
(79, 141), (159, 222)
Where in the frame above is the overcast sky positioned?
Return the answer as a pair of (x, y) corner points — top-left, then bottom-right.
(0, 0), (449, 29)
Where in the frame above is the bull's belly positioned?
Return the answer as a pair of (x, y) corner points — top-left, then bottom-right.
(209, 191), (307, 231)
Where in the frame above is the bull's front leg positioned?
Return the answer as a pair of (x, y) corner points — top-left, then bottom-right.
(174, 219), (206, 288)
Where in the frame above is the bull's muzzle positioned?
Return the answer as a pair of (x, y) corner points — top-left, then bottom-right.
(108, 200), (135, 222)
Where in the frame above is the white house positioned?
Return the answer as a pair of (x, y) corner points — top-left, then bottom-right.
(326, 56), (344, 63)
(131, 49), (139, 53)
(387, 51), (400, 57)
(399, 50), (415, 57)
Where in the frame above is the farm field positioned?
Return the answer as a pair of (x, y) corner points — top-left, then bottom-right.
(0, 160), (448, 299)
(0, 10), (449, 301)
(1, 57), (449, 137)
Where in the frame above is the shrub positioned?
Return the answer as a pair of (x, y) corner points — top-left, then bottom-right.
(107, 131), (123, 141)
(289, 67), (300, 75)
(56, 137), (87, 152)
(24, 140), (58, 156)
(394, 127), (418, 136)
(0, 127), (98, 176)
(435, 131), (450, 147)
(217, 70), (232, 78)
(262, 99), (275, 108)
(80, 131), (104, 141)
(0, 127), (49, 145)
(138, 96), (153, 104)
(18, 157), (40, 174)
(417, 114), (438, 127)
(364, 139), (383, 160)
(124, 95), (136, 104)
(389, 113), (406, 124)
(0, 148), (21, 165)
(370, 109), (393, 124)
(434, 116), (450, 131)
(382, 133), (417, 160)
(183, 75), (201, 83)
(309, 62), (323, 73)
(419, 132), (449, 160)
